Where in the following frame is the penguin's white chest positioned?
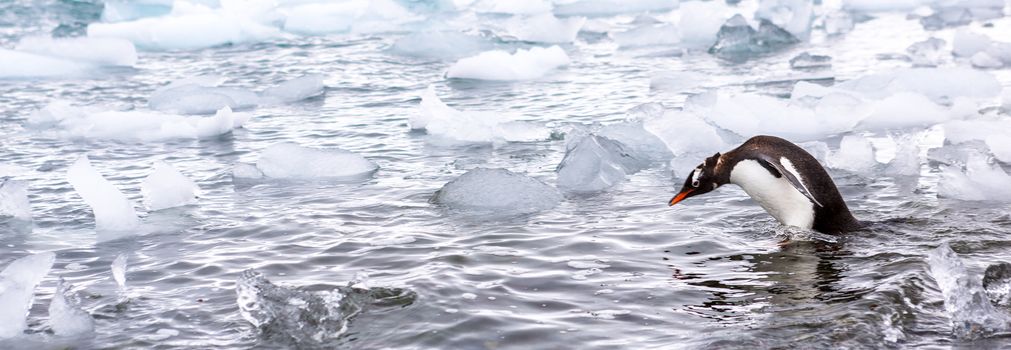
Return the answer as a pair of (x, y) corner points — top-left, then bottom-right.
(729, 159), (815, 229)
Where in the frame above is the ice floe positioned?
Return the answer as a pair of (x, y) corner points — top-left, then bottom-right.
(507, 13), (585, 44)
(389, 31), (489, 59)
(789, 52), (831, 69)
(148, 77), (259, 114)
(48, 277), (94, 337)
(0, 178), (31, 223)
(938, 153), (1011, 202)
(0, 252), (55, 338)
(928, 243), (1011, 339)
(473, 0), (552, 14)
(235, 142), (378, 180)
(411, 86), (551, 144)
(88, 3), (283, 51)
(0, 49), (91, 79)
(283, 0), (422, 35)
(446, 45), (570, 81)
(553, 0), (679, 17)
(28, 102), (250, 140)
(67, 156), (140, 232)
(556, 134), (647, 192)
(141, 161), (200, 211)
(610, 21), (680, 48)
(259, 75), (326, 104)
(906, 37), (947, 67)
(15, 36), (137, 67)
(432, 168), (562, 213)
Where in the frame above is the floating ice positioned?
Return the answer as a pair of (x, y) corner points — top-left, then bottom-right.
(971, 51), (1004, 69)
(827, 135), (878, 172)
(67, 156), (140, 232)
(822, 11), (854, 35)
(231, 162), (264, 181)
(709, 15), (798, 61)
(610, 22), (680, 48)
(0, 49), (90, 79)
(789, 52), (831, 69)
(927, 243), (1011, 339)
(149, 78), (258, 114)
(431, 168), (562, 213)
(283, 0), (422, 35)
(984, 263), (1011, 308)
(507, 13), (585, 44)
(0, 178), (31, 222)
(855, 92), (951, 131)
(842, 0), (932, 12)
(473, 0), (552, 14)
(241, 143), (378, 180)
(112, 254), (127, 289)
(906, 37), (947, 67)
(101, 0), (173, 22)
(596, 123), (673, 163)
(834, 68), (1001, 102)
(14, 36), (137, 67)
(556, 135), (646, 192)
(678, 1), (732, 49)
(943, 118), (1011, 163)
(389, 31), (488, 59)
(649, 71), (707, 92)
(553, 0), (679, 17)
(88, 6), (283, 51)
(952, 29), (992, 57)
(141, 161), (200, 211)
(236, 269), (415, 346)
(48, 277), (94, 337)
(885, 135), (921, 176)
(920, 7), (972, 30)
(260, 75), (326, 105)
(938, 153), (1011, 202)
(446, 46), (570, 81)
(0, 252), (55, 339)
(28, 103), (250, 140)
(756, 0), (814, 38)
(411, 86), (551, 143)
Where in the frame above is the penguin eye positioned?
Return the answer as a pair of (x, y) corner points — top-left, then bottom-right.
(692, 180), (700, 187)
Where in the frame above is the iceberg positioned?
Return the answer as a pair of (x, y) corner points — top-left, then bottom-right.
(446, 46), (570, 81)
(239, 143), (378, 180)
(927, 243), (1011, 339)
(66, 156), (140, 232)
(556, 134), (646, 192)
(28, 102), (250, 140)
(0, 252), (56, 338)
(432, 168), (562, 213)
(507, 13), (585, 44)
(48, 277), (94, 337)
(0, 178), (31, 222)
(410, 86), (551, 144)
(14, 36), (137, 67)
(141, 161), (200, 211)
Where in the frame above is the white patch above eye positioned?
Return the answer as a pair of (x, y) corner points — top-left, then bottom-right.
(691, 166), (703, 187)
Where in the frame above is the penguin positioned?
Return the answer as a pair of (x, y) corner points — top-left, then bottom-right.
(668, 135), (862, 234)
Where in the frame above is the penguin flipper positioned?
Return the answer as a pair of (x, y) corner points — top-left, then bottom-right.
(757, 155), (824, 208)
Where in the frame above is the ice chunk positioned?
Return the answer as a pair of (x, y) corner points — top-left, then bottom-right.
(709, 15), (799, 61)
(704, 91), (862, 141)
(554, 0), (679, 17)
(985, 136), (1011, 164)
(610, 23), (680, 48)
(432, 168), (562, 213)
(842, 0), (931, 12)
(556, 135), (646, 192)
(411, 86), (550, 143)
(507, 13), (585, 44)
(149, 79), (258, 114)
(789, 52), (831, 69)
(835, 68), (1001, 102)
(678, 1), (732, 49)
(88, 8), (283, 51)
(855, 92), (951, 131)
(14, 36), (137, 67)
(102, 0), (173, 22)
(283, 0), (421, 35)
(952, 29), (991, 57)
(938, 153), (1011, 201)
(473, 0), (552, 14)
(822, 11), (854, 35)
(827, 135), (878, 172)
(389, 31), (488, 59)
(885, 134), (921, 176)
(67, 156), (139, 232)
(260, 75), (325, 104)
(927, 243), (1011, 339)
(248, 143), (378, 180)
(983, 263), (1011, 307)
(642, 110), (729, 159)
(971, 51), (1003, 68)
(597, 123), (673, 163)
(0, 49), (90, 79)
(0, 252), (55, 338)
(232, 162), (265, 180)
(920, 7), (972, 30)
(649, 71), (707, 92)
(112, 254), (127, 289)
(48, 277), (94, 337)
(141, 161), (200, 211)
(446, 46), (570, 81)
(906, 37), (947, 67)
(28, 102), (250, 140)
(756, 0), (814, 38)
(0, 178), (31, 222)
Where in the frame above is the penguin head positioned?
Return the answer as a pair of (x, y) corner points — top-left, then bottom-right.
(669, 152), (725, 206)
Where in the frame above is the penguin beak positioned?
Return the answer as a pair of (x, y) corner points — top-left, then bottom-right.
(668, 189), (694, 206)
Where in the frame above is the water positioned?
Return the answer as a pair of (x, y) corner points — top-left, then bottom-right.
(1, 1), (1011, 349)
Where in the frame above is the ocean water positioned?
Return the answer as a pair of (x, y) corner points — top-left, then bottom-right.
(2, 1), (1011, 349)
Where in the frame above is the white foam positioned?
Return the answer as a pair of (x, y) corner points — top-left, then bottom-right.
(251, 142), (378, 180)
(67, 156), (140, 232)
(141, 161), (200, 211)
(411, 86), (551, 144)
(28, 103), (250, 140)
(446, 46), (570, 81)
(0, 179), (31, 222)
(0, 252), (55, 338)
(15, 36), (137, 67)
(507, 13), (585, 44)
(432, 168), (562, 213)
(48, 278), (95, 337)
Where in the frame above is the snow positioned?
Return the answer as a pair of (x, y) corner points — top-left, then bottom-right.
(141, 161), (200, 211)
(28, 103), (250, 140)
(14, 36), (137, 67)
(48, 277), (95, 337)
(66, 156), (140, 232)
(112, 254), (127, 289)
(556, 135), (646, 192)
(389, 31), (488, 59)
(432, 168), (562, 213)
(446, 46), (570, 81)
(411, 86), (551, 143)
(827, 135), (879, 172)
(553, 0), (679, 17)
(0, 252), (55, 339)
(246, 142), (379, 180)
(0, 178), (31, 222)
(507, 13), (586, 44)
(938, 153), (1011, 202)
(260, 75), (326, 104)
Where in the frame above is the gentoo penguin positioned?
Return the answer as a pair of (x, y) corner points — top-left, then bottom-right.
(668, 135), (862, 234)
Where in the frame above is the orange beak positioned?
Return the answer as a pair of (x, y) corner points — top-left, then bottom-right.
(668, 189), (694, 206)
